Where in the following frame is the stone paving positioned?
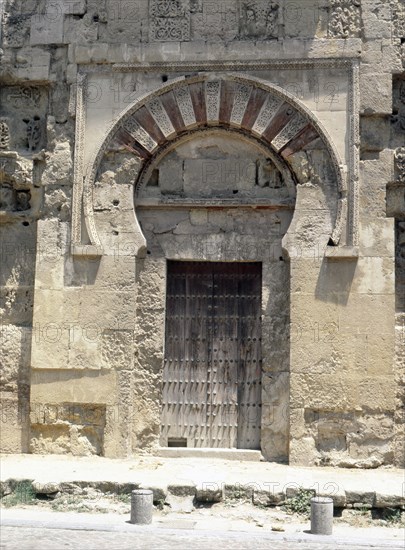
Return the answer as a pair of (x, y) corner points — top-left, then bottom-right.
(1, 524), (403, 550)
(1, 454), (404, 509)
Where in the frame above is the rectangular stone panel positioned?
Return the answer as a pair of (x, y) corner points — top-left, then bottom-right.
(149, 0), (191, 41)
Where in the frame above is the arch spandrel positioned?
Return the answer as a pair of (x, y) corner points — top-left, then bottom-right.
(74, 74), (348, 256)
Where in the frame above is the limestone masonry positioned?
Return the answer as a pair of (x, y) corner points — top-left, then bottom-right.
(0, 0), (404, 468)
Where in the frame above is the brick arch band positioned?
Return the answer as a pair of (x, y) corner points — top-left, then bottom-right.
(74, 73), (347, 254)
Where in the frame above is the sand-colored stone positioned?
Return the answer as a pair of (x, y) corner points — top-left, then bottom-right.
(0, 0), (403, 468)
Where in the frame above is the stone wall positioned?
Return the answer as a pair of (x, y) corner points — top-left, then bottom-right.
(0, 0), (403, 467)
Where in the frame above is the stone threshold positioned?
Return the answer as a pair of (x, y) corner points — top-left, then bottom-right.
(156, 448), (264, 461)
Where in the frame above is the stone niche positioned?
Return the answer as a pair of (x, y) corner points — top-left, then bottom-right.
(135, 132), (295, 461)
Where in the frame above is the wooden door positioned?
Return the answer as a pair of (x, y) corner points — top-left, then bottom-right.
(161, 261), (262, 449)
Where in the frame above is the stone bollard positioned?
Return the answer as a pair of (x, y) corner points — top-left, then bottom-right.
(310, 496), (333, 535)
(130, 489), (153, 525)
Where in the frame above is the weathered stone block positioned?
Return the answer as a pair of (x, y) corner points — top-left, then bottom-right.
(284, 0), (328, 39)
(361, 0), (393, 40)
(14, 48), (51, 81)
(360, 72), (393, 115)
(30, 1), (65, 45)
(0, 326), (31, 392)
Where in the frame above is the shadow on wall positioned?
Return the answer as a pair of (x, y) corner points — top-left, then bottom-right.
(315, 258), (357, 305)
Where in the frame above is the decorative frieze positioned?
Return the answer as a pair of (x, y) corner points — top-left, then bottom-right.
(149, 0), (191, 42)
(230, 84), (252, 127)
(395, 148), (405, 184)
(239, 0), (279, 40)
(328, 0), (361, 38)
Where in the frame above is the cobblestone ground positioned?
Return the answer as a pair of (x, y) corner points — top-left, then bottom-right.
(1, 526), (402, 550)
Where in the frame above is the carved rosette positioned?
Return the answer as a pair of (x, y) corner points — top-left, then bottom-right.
(395, 148), (405, 184)
(149, 0), (191, 41)
(328, 0), (361, 38)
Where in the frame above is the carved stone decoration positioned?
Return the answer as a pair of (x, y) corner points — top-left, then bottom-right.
(23, 116), (42, 152)
(8, 87), (41, 109)
(0, 120), (10, 149)
(328, 0), (361, 38)
(123, 117), (158, 153)
(0, 152), (38, 222)
(190, 0), (202, 13)
(252, 95), (283, 136)
(77, 73), (349, 256)
(16, 190), (31, 211)
(146, 98), (175, 137)
(395, 148), (405, 184)
(205, 81), (221, 123)
(271, 114), (307, 152)
(0, 184), (31, 213)
(330, 197), (347, 246)
(149, 0), (191, 42)
(230, 84), (252, 127)
(239, 1), (279, 40)
(174, 85), (196, 127)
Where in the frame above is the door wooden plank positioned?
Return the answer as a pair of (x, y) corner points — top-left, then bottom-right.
(211, 263), (238, 448)
(237, 265), (262, 449)
(162, 261), (262, 450)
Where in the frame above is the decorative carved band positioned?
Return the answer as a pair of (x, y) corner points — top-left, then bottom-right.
(205, 81), (221, 123)
(252, 95), (283, 136)
(230, 84), (252, 127)
(174, 85), (196, 127)
(72, 73), (87, 245)
(123, 117), (158, 153)
(271, 114), (307, 152)
(146, 98), (176, 138)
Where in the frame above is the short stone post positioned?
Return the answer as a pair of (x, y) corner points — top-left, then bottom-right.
(310, 496), (333, 535)
(130, 489), (153, 525)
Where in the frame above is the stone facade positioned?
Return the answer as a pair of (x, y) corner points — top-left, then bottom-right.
(0, 0), (403, 468)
